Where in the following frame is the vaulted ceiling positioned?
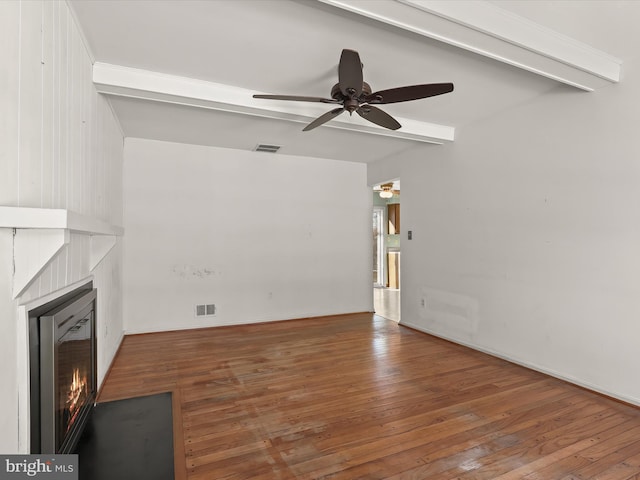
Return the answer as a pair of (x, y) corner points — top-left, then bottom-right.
(69, 0), (622, 163)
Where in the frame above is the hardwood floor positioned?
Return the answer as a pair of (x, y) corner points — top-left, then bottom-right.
(99, 313), (640, 479)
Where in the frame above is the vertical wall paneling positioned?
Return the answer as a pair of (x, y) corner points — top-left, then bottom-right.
(83, 54), (90, 216)
(1, 0), (124, 453)
(0, 1), (20, 205)
(57, 5), (68, 209)
(51, 0), (60, 210)
(41, 0), (54, 210)
(0, 2), (21, 453)
(68, 18), (76, 211)
(0, 231), (17, 454)
(37, 1), (55, 298)
(18, 0), (43, 207)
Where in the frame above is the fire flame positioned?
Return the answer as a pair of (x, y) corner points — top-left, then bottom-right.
(66, 368), (88, 430)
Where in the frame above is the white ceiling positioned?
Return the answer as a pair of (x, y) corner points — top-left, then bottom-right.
(69, 0), (625, 164)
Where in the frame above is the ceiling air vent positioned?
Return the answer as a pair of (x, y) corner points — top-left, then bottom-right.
(254, 144), (281, 153)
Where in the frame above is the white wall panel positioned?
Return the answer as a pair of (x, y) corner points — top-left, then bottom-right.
(0, 1), (20, 205)
(0, 1), (21, 454)
(91, 240), (124, 386)
(123, 139), (372, 333)
(0, 0), (124, 453)
(18, 0), (43, 207)
(0, 231), (17, 454)
(55, 3), (69, 209)
(397, 62), (640, 405)
(41, 0), (55, 209)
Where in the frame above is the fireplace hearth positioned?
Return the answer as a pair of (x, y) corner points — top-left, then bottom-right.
(29, 284), (97, 454)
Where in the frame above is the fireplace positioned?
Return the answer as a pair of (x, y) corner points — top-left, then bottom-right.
(29, 284), (97, 454)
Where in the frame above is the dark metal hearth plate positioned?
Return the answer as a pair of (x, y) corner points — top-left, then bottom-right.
(75, 392), (174, 480)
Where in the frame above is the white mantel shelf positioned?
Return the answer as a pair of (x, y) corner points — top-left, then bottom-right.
(0, 207), (124, 298)
(0, 206), (124, 236)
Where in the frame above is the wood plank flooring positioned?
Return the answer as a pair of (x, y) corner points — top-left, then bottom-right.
(98, 313), (640, 479)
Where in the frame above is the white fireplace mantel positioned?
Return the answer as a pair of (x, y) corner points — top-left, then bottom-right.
(0, 207), (124, 298)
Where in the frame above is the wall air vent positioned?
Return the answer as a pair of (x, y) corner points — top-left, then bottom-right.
(195, 304), (216, 317)
(254, 144), (281, 153)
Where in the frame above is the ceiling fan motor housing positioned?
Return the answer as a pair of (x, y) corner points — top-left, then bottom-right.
(331, 82), (372, 113)
(330, 82), (372, 99)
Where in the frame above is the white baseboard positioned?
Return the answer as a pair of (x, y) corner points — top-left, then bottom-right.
(400, 319), (640, 408)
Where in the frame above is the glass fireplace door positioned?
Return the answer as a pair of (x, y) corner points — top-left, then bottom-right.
(38, 288), (97, 453)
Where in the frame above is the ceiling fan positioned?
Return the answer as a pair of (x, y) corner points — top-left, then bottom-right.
(253, 49), (454, 132)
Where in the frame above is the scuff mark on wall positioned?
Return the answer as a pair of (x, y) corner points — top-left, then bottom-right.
(171, 264), (217, 279)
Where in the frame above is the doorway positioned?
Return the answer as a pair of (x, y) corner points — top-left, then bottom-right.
(373, 206), (385, 287)
(372, 182), (401, 322)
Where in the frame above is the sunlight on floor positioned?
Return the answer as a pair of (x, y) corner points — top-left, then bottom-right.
(373, 287), (400, 322)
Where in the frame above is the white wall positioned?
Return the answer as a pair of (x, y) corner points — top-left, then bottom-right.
(123, 138), (372, 333)
(0, 0), (124, 452)
(389, 57), (640, 404)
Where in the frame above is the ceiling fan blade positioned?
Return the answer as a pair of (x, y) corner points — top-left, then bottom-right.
(356, 105), (401, 130)
(338, 49), (363, 97)
(253, 94), (338, 104)
(303, 108), (345, 131)
(365, 83), (454, 104)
